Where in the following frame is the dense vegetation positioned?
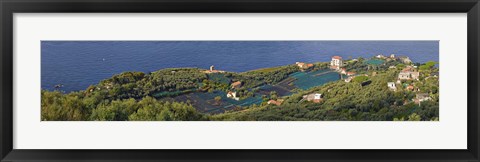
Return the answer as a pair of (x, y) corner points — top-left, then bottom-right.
(234, 65), (300, 89)
(41, 57), (439, 121)
(42, 68), (209, 121)
(42, 90), (206, 121)
(212, 70), (439, 121)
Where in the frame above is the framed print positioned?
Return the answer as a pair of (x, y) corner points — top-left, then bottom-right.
(1, 0), (479, 161)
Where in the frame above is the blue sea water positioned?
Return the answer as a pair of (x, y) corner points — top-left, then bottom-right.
(41, 41), (439, 92)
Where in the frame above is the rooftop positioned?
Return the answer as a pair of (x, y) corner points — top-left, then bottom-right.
(231, 81), (242, 87)
(332, 56), (342, 60)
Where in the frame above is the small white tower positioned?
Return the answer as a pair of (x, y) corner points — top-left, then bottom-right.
(210, 65), (215, 71)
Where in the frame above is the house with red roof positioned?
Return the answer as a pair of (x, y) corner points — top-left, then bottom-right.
(330, 56), (343, 70)
(267, 99), (283, 106)
(296, 62), (314, 69)
(231, 81), (242, 89)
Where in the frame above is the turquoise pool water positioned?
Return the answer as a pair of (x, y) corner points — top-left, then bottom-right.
(290, 70), (341, 90)
(365, 59), (385, 65)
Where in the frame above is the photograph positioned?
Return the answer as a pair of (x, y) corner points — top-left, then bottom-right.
(3, 1), (477, 161)
(41, 41), (439, 121)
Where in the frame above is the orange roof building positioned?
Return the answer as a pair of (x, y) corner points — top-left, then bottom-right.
(332, 56), (343, 60)
(267, 100), (283, 106)
(231, 81), (242, 89)
(296, 62), (314, 69)
(406, 85), (415, 91)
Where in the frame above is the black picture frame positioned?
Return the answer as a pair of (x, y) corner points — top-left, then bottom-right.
(1, 0), (479, 161)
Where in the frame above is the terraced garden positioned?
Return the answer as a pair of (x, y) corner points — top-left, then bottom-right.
(162, 69), (342, 113)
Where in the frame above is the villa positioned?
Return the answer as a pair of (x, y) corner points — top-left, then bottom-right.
(398, 66), (420, 80)
(330, 56), (343, 70)
(303, 93), (323, 103)
(398, 72), (411, 80)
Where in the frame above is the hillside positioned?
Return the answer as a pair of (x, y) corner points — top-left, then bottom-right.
(41, 56), (439, 121)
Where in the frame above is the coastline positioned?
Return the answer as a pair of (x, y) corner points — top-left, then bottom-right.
(41, 54), (440, 121)
(41, 41), (439, 92)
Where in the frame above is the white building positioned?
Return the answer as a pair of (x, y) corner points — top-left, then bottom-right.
(415, 93), (432, 105)
(330, 56), (343, 70)
(314, 94), (322, 100)
(410, 72), (420, 80)
(303, 93), (323, 103)
(398, 67), (420, 80)
(376, 54), (386, 59)
(398, 71), (420, 80)
(267, 99), (284, 106)
(398, 71), (411, 80)
(387, 82), (397, 91)
(203, 65), (225, 73)
(226, 91), (239, 101)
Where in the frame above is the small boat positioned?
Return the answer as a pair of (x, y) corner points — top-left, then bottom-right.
(54, 84), (64, 89)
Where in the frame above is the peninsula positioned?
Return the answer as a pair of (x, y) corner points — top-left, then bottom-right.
(41, 54), (439, 121)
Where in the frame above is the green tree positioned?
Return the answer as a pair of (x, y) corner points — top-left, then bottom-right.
(396, 63), (406, 69)
(352, 76), (369, 83)
(407, 113), (422, 121)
